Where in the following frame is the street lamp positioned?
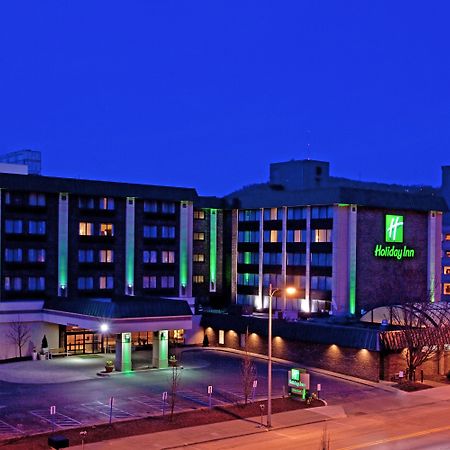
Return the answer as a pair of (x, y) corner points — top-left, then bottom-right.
(267, 283), (296, 429)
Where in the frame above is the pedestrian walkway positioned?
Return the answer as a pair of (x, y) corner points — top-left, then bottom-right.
(70, 404), (347, 449)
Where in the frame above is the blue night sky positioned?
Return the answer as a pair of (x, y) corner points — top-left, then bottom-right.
(1, 1), (450, 196)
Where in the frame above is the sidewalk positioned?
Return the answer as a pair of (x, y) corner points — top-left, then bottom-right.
(69, 404), (347, 449)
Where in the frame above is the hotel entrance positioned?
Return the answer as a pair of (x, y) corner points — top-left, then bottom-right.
(65, 327), (103, 354)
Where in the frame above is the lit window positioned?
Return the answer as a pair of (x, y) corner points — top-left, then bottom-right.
(99, 276), (114, 289)
(5, 248), (22, 262)
(99, 197), (115, 210)
(144, 200), (158, 213)
(99, 223), (114, 236)
(28, 249), (45, 262)
(161, 276), (175, 288)
(5, 220), (23, 234)
(263, 230), (281, 242)
(161, 226), (175, 238)
(99, 250), (114, 263)
(219, 330), (225, 345)
(312, 229), (332, 243)
(264, 208), (281, 221)
(29, 193), (45, 206)
(193, 254), (205, 262)
(144, 225), (158, 238)
(446, 234), (450, 241)
(193, 275), (205, 283)
(28, 277), (45, 291)
(194, 210), (205, 219)
(79, 222), (94, 236)
(143, 275), (157, 289)
(29, 220), (46, 235)
(444, 267), (450, 275)
(143, 250), (158, 263)
(78, 249), (94, 263)
(445, 283), (450, 295)
(162, 251), (175, 263)
(194, 232), (205, 241)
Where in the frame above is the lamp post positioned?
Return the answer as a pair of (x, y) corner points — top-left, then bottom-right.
(267, 283), (296, 429)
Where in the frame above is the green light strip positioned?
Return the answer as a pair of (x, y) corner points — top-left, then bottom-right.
(210, 209), (217, 290)
(58, 193), (69, 291)
(125, 198), (135, 292)
(179, 202), (189, 289)
(349, 206), (357, 315)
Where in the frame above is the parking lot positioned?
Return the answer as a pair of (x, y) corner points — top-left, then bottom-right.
(0, 349), (388, 438)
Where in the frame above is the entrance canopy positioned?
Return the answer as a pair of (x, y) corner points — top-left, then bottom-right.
(42, 296), (193, 334)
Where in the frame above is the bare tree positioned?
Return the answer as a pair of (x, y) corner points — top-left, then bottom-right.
(381, 300), (450, 381)
(7, 318), (31, 358)
(168, 365), (182, 420)
(240, 330), (257, 405)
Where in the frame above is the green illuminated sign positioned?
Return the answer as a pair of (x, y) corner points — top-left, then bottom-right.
(385, 215), (404, 243)
(374, 214), (415, 260)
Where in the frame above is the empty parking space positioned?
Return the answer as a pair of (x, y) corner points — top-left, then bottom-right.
(30, 409), (81, 428)
(81, 400), (134, 419)
(0, 418), (23, 436)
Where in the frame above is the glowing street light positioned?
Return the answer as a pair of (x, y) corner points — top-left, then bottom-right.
(267, 283), (296, 429)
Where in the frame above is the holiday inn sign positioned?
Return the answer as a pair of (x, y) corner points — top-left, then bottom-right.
(373, 214), (415, 260)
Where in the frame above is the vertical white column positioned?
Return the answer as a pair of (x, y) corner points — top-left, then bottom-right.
(258, 208), (264, 309)
(305, 206), (311, 312)
(179, 201), (193, 298)
(428, 211), (442, 303)
(281, 206), (287, 311)
(58, 193), (69, 297)
(125, 197), (135, 295)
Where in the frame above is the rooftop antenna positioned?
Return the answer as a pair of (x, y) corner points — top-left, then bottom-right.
(305, 129), (311, 159)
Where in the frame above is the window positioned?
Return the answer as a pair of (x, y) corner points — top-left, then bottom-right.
(161, 202), (176, 214)
(99, 275), (114, 289)
(287, 207), (306, 220)
(311, 229), (332, 243)
(311, 206), (333, 219)
(193, 253), (205, 262)
(194, 210), (205, 220)
(219, 330), (225, 345)
(287, 253), (306, 265)
(143, 275), (157, 289)
(444, 283), (450, 295)
(311, 253), (332, 266)
(161, 226), (175, 239)
(144, 200), (158, 213)
(28, 249), (46, 262)
(78, 277), (94, 290)
(78, 249), (94, 263)
(446, 251), (450, 258)
(99, 249), (114, 263)
(263, 230), (281, 243)
(29, 193), (45, 206)
(287, 229), (306, 243)
(5, 248), (22, 262)
(79, 222), (94, 236)
(162, 251), (175, 263)
(78, 197), (95, 209)
(237, 273), (259, 286)
(445, 266), (450, 275)
(99, 197), (115, 210)
(238, 230), (260, 243)
(238, 210), (261, 222)
(5, 219), (23, 234)
(161, 276), (175, 288)
(143, 250), (158, 263)
(5, 276), (22, 291)
(445, 234), (450, 241)
(29, 220), (46, 235)
(262, 273), (283, 288)
(28, 277), (45, 291)
(264, 208), (282, 221)
(238, 252), (259, 264)
(311, 276), (332, 290)
(194, 232), (205, 241)
(144, 225), (158, 238)
(193, 275), (204, 283)
(4, 192), (10, 205)
(99, 223), (114, 236)
(263, 253), (282, 265)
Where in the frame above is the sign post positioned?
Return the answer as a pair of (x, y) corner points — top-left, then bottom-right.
(50, 405), (56, 432)
(162, 391), (168, 416)
(317, 383), (321, 399)
(207, 385), (213, 409)
(252, 379), (258, 403)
